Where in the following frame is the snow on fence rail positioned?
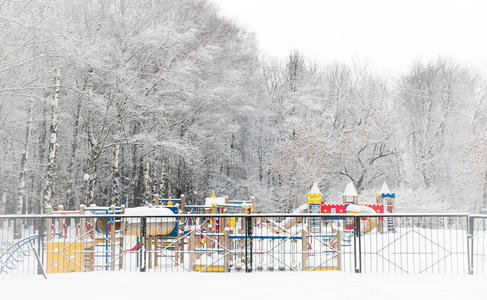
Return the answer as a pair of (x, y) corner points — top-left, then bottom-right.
(0, 214), (486, 275)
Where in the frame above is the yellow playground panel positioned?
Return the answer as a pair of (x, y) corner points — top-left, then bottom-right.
(193, 265), (226, 272)
(46, 241), (93, 273)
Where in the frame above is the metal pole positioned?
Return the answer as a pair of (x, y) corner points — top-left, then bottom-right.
(467, 216), (474, 275)
(38, 218), (44, 273)
(140, 216), (147, 272)
(246, 216), (253, 272)
(354, 216), (362, 273)
(244, 216), (249, 272)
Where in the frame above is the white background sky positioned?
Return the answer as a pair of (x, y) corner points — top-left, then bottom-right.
(212, 0), (487, 76)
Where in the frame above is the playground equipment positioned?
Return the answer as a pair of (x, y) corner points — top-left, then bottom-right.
(45, 204), (125, 273)
(0, 234), (44, 274)
(125, 203), (183, 271)
(184, 191), (255, 272)
(377, 182), (395, 232)
(41, 199), (187, 273)
(0, 183), (396, 274)
(301, 184), (342, 271)
(321, 182), (385, 234)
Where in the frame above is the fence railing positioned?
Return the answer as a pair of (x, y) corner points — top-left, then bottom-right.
(0, 213), (486, 275)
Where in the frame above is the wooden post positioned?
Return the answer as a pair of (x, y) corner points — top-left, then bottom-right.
(89, 204), (97, 242)
(154, 194), (159, 205)
(376, 194), (384, 234)
(189, 230), (195, 271)
(206, 224), (212, 257)
(180, 194), (185, 212)
(154, 236), (158, 268)
(228, 227), (234, 268)
(302, 229), (308, 271)
(224, 197), (230, 228)
(179, 219), (184, 264)
(250, 196), (256, 227)
(211, 203), (217, 232)
(175, 212), (185, 266)
(119, 205), (125, 269)
(57, 204), (64, 237)
(110, 204), (116, 271)
(80, 204), (86, 239)
(224, 227), (230, 272)
(46, 205), (52, 240)
(336, 230), (342, 271)
(80, 203), (86, 272)
(147, 235), (153, 270)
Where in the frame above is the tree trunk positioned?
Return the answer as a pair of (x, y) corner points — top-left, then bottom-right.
(481, 168), (487, 213)
(43, 68), (61, 210)
(0, 131), (12, 216)
(86, 145), (99, 205)
(143, 160), (151, 205)
(67, 98), (82, 209)
(85, 68), (100, 206)
(111, 143), (120, 204)
(159, 161), (166, 198)
(36, 99), (48, 214)
(16, 99), (34, 215)
(151, 160), (158, 197)
(130, 123), (138, 206)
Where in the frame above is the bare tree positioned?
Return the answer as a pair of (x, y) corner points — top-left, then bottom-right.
(43, 68), (61, 210)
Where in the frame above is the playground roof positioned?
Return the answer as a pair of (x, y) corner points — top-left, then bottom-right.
(379, 182), (391, 194)
(205, 197), (226, 206)
(309, 182), (321, 195)
(343, 182), (358, 197)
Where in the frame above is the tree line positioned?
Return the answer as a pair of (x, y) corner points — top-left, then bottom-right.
(1, 0), (486, 214)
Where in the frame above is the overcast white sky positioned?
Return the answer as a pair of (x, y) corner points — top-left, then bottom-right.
(212, 0), (487, 76)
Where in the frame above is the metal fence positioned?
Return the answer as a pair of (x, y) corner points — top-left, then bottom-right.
(0, 213), (486, 275)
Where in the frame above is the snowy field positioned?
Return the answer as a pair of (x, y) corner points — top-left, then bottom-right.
(1, 272), (486, 300)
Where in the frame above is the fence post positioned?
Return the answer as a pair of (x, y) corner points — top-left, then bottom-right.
(353, 216), (362, 273)
(37, 217), (46, 277)
(244, 215), (253, 273)
(140, 216), (147, 272)
(247, 215), (253, 272)
(244, 215), (248, 272)
(467, 216), (474, 275)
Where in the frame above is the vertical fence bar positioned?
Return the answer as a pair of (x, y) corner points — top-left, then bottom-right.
(353, 216), (362, 273)
(37, 217), (45, 275)
(247, 215), (253, 272)
(244, 215), (249, 272)
(140, 216), (146, 272)
(467, 216), (474, 275)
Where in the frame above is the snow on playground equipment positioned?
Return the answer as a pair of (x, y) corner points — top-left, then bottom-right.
(116, 194), (185, 271)
(251, 184), (343, 271)
(126, 204), (182, 271)
(321, 182), (385, 235)
(301, 183), (342, 271)
(45, 204), (125, 273)
(186, 191), (255, 272)
(0, 184), (394, 275)
(184, 188), (342, 272)
(43, 195), (186, 273)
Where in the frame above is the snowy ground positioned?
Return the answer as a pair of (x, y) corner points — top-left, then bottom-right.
(1, 272), (486, 300)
